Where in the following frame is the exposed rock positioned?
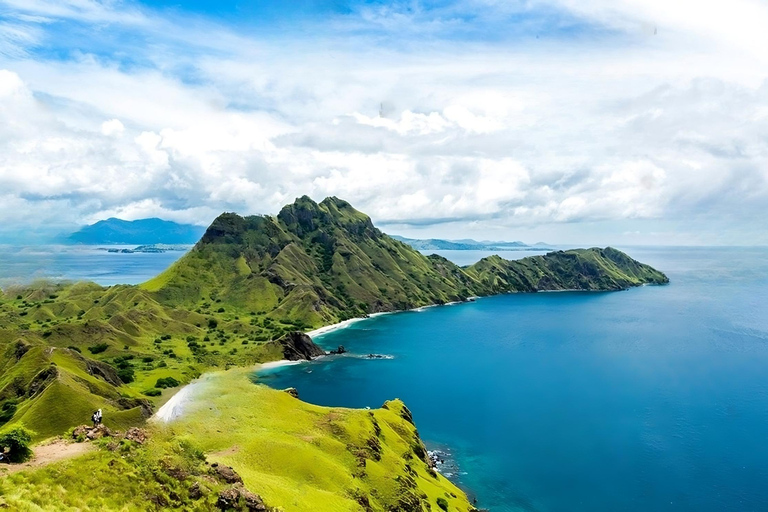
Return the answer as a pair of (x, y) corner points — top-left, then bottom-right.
(72, 425), (89, 440)
(278, 331), (325, 361)
(283, 387), (299, 399)
(216, 487), (241, 510)
(82, 357), (123, 387)
(213, 463), (243, 484)
(240, 487), (267, 511)
(27, 366), (58, 397)
(188, 482), (203, 500)
(124, 427), (148, 444)
(86, 424), (112, 440)
(329, 345), (346, 355)
(216, 484), (267, 511)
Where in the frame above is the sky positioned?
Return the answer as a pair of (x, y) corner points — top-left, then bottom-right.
(0, 1), (766, 246)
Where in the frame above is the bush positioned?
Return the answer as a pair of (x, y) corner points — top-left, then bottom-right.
(155, 377), (180, 389)
(436, 497), (449, 511)
(207, 318), (218, 329)
(117, 367), (135, 384)
(67, 345), (81, 353)
(143, 388), (162, 397)
(0, 425), (34, 462)
(0, 399), (18, 425)
(88, 343), (109, 354)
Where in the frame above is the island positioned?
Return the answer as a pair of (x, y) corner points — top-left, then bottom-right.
(0, 196), (668, 511)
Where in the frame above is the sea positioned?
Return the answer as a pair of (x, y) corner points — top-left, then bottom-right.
(3, 244), (768, 511)
(0, 245), (188, 288)
(257, 246), (768, 512)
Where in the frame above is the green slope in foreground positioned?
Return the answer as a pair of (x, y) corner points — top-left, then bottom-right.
(0, 196), (668, 511)
(1, 370), (475, 512)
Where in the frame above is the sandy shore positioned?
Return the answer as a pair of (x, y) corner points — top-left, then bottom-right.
(151, 377), (207, 423)
(306, 311), (391, 339)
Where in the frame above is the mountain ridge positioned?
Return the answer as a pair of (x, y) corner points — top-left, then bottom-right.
(67, 217), (206, 245)
(0, 195), (668, 512)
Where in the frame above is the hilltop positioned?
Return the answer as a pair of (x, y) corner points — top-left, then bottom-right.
(67, 218), (206, 245)
(0, 196), (668, 511)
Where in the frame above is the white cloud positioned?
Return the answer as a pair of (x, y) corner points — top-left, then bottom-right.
(0, 0), (766, 245)
(100, 118), (124, 137)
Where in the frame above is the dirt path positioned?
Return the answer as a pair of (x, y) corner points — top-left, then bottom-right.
(0, 439), (94, 475)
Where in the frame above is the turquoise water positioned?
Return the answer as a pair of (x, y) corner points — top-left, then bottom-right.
(258, 247), (768, 511)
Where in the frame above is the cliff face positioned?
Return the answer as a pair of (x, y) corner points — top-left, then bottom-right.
(143, 196), (669, 329)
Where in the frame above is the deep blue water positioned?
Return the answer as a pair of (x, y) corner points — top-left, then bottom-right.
(258, 247), (768, 511)
(0, 245), (188, 287)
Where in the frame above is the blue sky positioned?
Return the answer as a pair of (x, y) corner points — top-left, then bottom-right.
(0, 0), (766, 245)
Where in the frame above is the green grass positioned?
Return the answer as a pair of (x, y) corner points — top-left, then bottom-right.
(1, 369), (476, 511)
(0, 196), (668, 510)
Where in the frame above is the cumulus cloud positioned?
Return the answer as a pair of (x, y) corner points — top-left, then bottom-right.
(0, 0), (766, 245)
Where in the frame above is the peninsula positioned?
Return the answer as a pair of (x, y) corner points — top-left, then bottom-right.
(0, 196), (668, 511)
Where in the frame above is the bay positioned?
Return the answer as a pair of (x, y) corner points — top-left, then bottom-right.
(258, 246), (768, 511)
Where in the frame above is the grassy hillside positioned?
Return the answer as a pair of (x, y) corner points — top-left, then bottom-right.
(0, 195), (667, 511)
(142, 196), (667, 329)
(0, 197), (667, 438)
(1, 370), (476, 512)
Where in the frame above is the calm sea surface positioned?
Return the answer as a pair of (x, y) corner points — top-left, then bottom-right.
(258, 247), (768, 511)
(0, 245), (188, 288)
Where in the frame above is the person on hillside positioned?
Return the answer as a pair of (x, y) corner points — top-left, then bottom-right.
(96, 409), (103, 425)
(91, 410), (98, 427)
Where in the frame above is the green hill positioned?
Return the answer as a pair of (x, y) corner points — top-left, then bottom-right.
(0, 195), (668, 511)
(142, 196), (667, 328)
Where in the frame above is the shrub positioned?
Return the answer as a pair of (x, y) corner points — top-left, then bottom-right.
(0, 425), (34, 462)
(143, 388), (162, 397)
(155, 377), (180, 389)
(141, 356), (154, 363)
(67, 345), (81, 353)
(88, 343), (109, 354)
(117, 367), (135, 384)
(436, 497), (449, 511)
(0, 399), (18, 425)
(217, 307), (225, 313)
(207, 318), (218, 329)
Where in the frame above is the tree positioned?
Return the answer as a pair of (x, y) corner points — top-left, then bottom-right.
(0, 425), (34, 463)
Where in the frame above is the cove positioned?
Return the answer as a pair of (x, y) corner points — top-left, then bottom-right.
(257, 247), (768, 511)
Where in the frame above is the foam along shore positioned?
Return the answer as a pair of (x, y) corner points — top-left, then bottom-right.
(306, 312), (391, 339)
(154, 361), (311, 423)
(258, 359), (305, 370)
(152, 376), (208, 423)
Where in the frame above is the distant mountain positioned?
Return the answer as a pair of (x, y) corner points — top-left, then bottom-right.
(67, 218), (206, 245)
(390, 235), (547, 251)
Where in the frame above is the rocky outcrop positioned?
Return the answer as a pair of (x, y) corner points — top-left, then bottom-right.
(278, 332), (325, 361)
(212, 463), (243, 484)
(282, 387), (299, 399)
(217, 484), (267, 511)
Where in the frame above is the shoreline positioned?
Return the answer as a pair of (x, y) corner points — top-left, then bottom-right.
(305, 311), (392, 339)
(306, 300), (479, 339)
(151, 374), (209, 423)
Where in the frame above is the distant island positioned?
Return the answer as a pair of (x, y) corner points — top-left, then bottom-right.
(67, 218), (206, 245)
(0, 196), (668, 511)
(97, 244), (193, 254)
(391, 235), (550, 251)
